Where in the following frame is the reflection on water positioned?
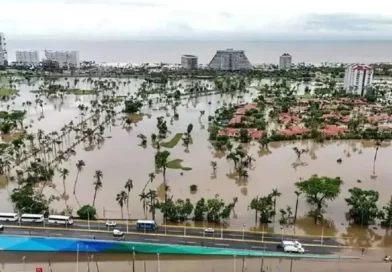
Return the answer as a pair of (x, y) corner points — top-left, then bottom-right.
(2, 78), (392, 247)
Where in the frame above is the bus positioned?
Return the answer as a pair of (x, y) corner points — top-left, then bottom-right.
(48, 215), (74, 225)
(136, 220), (158, 231)
(0, 212), (19, 222)
(20, 214), (45, 223)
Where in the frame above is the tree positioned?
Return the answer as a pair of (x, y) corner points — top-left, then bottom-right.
(77, 205), (97, 220)
(142, 172), (156, 193)
(381, 196), (392, 228)
(345, 187), (381, 226)
(250, 195), (275, 223)
(194, 198), (208, 221)
(271, 189), (281, 221)
(295, 175), (343, 223)
(116, 191), (128, 219)
(59, 168), (69, 193)
(139, 191), (149, 219)
(187, 123), (193, 135)
(155, 150), (170, 201)
(147, 189), (158, 220)
(92, 170), (103, 207)
(11, 184), (49, 214)
(124, 179), (133, 218)
(239, 128), (251, 143)
(73, 160), (85, 194)
(294, 191), (301, 224)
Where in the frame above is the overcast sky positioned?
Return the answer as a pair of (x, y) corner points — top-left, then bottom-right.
(3, 0), (392, 39)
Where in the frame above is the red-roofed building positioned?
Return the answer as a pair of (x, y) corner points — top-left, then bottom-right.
(219, 128), (240, 137)
(279, 113), (301, 123)
(247, 129), (263, 139)
(230, 116), (243, 124)
(236, 108), (246, 115)
(321, 125), (348, 136)
(278, 126), (311, 136)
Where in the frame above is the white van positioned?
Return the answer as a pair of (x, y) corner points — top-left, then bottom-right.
(284, 245), (305, 254)
(0, 213), (19, 222)
(48, 215), (74, 225)
(277, 240), (301, 249)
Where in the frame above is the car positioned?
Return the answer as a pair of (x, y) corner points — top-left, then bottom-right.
(283, 245), (305, 254)
(204, 228), (215, 233)
(277, 240), (301, 249)
(112, 229), (124, 237)
(0, 225), (3, 231)
(106, 221), (117, 227)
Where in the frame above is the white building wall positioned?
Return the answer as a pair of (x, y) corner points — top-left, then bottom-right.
(343, 64), (374, 96)
(0, 32), (7, 66)
(45, 50), (80, 68)
(279, 54), (292, 70)
(16, 50), (40, 66)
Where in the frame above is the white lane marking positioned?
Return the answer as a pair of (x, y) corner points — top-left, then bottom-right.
(228, 234), (243, 237)
(167, 230), (183, 233)
(50, 233), (63, 236)
(24, 231), (30, 234)
(215, 243), (229, 247)
(251, 246), (267, 249)
(144, 238), (160, 242)
(179, 241), (196, 244)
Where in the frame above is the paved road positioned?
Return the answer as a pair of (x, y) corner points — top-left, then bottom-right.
(0, 220), (342, 255)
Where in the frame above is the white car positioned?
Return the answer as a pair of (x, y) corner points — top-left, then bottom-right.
(277, 240), (301, 249)
(284, 245), (305, 254)
(204, 228), (215, 233)
(0, 225), (3, 231)
(106, 221), (117, 227)
(112, 229), (124, 237)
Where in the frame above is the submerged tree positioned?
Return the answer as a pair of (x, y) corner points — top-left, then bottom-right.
(345, 187), (381, 226)
(116, 191), (128, 219)
(92, 170), (103, 207)
(73, 160), (86, 194)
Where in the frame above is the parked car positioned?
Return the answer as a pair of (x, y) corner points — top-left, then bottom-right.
(204, 228), (215, 234)
(283, 245), (305, 254)
(106, 221), (117, 227)
(0, 225), (3, 231)
(277, 240), (301, 249)
(113, 229), (124, 237)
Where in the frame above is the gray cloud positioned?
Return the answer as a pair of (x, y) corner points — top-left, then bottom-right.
(219, 12), (234, 18)
(302, 13), (392, 32)
(63, 0), (165, 7)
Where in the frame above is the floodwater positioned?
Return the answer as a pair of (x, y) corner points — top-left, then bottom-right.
(1, 78), (392, 247)
(0, 250), (390, 272)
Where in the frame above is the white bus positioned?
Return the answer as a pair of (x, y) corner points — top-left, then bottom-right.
(20, 214), (45, 223)
(0, 212), (19, 222)
(48, 215), (74, 225)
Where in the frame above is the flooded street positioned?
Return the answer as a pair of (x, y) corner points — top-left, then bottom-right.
(1, 78), (392, 247)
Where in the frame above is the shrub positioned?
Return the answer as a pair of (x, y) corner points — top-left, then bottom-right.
(77, 205), (97, 220)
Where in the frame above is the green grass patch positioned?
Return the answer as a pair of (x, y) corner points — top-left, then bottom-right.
(67, 89), (98, 95)
(160, 133), (183, 148)
(298, 93), (314, 98)
(0, 89), (18, 96)
(166, 159), (192, 171)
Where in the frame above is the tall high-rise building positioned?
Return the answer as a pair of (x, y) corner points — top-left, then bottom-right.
(0, 33), (7, 66)
(279, 53), (292, 70)
(181, 55), (198, 70)
(16, 50), (40, 66)
(44, 50), (80, 68)
(208, 49), (252, 71)
(343, 64), (374, 96)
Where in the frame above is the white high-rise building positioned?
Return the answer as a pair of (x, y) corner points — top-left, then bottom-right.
(44, 50), (80, 68)
(181, 55), (198, 70)
(16, 50), (40, 66)
(343, 64), (374, 96)
(279, 53), (292, 70)
(0, 33), (7, 66)
(208, 49), (252, 71)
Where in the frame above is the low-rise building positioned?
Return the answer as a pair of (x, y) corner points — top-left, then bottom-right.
(16, 50), (40, 66)
(181, 55), (198, 70)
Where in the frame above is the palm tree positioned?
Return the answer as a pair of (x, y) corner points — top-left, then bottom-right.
(139, 191), (149, 219)
(73, 160), (85, 194)
(116, 191), (128, 219)
(271, 189), (281, 221)
(92, 170), (103, 207)
(59, 168), (69, 194)
(142, 172), (156, 193)
(124, 179), (133, 219)
(147, 189), (158, 220)
(294, 191), (301, 225)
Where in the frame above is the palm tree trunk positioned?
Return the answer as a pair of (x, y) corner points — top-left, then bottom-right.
(294, 197), (299, 224)
(73, 172), (79, 194)
(127, 192), (130, 219)
(163, 167), (167, 202)
(92, 189), (97, 207)
(121, 206), (123, 219)
(273, 198), (277, 222)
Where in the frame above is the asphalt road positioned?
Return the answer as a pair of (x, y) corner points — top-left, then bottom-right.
(0, 220), (342, 255)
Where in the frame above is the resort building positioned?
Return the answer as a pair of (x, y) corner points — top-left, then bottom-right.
(0, 32), (7, 66)
(44, 50), (80, 68)
(16, 50), (40, 66)
(343, 64), (374, 96)
(181, 55), (198, 70)
(208, 49), (252, 71)
(279, 53), (292, 70)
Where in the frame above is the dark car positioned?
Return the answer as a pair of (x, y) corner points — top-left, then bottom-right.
(0, 225), (4, 231)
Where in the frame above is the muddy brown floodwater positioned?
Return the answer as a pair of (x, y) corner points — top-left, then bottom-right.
(0, 250), (391, 272)
(1, 78), (392, 247)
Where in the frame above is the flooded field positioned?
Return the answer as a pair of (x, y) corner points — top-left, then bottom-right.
(1, 77), (392, 246)
(0, 251), (390, 272)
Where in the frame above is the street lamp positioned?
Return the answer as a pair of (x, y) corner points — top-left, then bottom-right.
(221, 220), (223, 240)
(242, 224), (246, 241)
(280, 226), (284, 241)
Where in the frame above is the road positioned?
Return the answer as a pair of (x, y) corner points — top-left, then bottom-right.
(0, 220), (343, 255)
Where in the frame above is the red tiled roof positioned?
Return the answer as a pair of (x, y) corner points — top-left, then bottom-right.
(351, 64), (372, 71)
(219, 128), (240, 136)
(247, 129), (263, 139)
(230, 116), (243, 124)
(236, 108), (246, 115)
(278, 126), (311, 136)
